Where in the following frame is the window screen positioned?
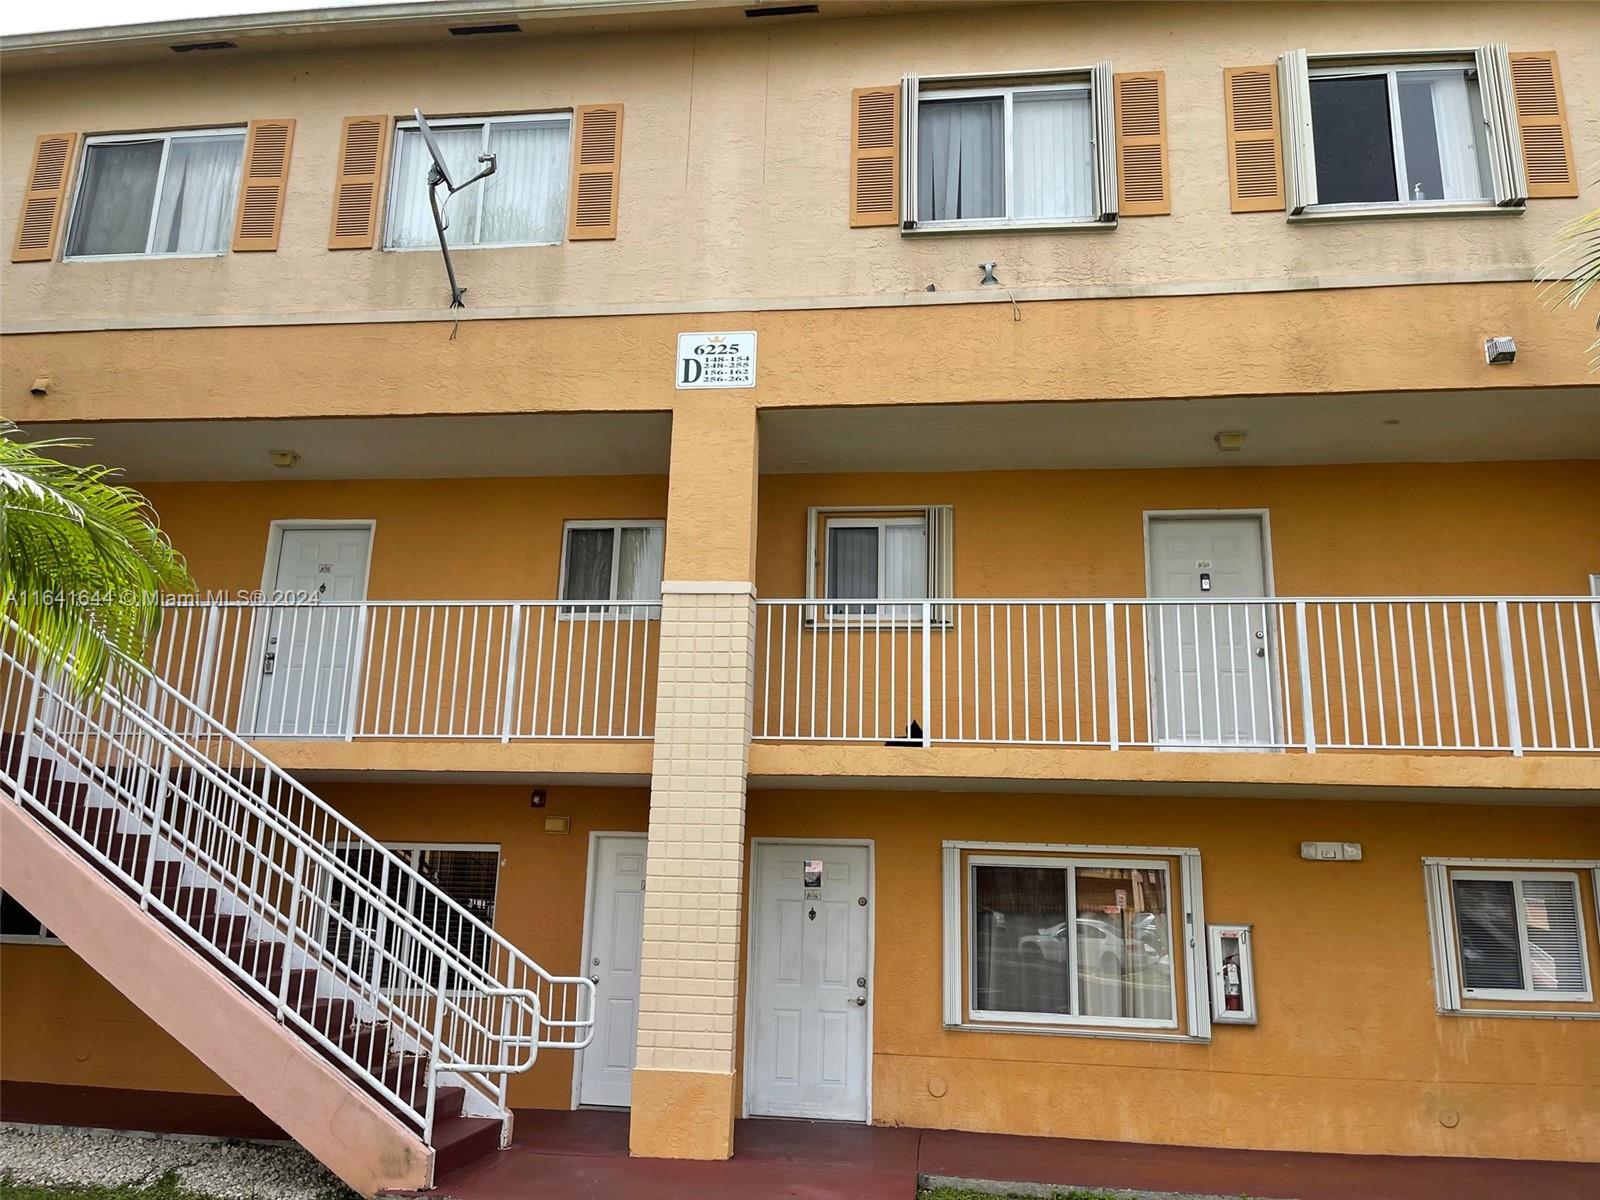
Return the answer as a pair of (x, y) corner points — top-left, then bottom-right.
(560, 522), (665, 608)
(1453, 873), (1589, 997)
(67, 131), (245, 258)
(1310, 74), (1397, 205)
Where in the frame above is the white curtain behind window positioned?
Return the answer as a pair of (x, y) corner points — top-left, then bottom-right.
(1426, 72), (1484, 200)
(615, 526), (665, 604)
(480, 121), (569, 245)
(387, 125), (485, 248)
(1013, 92), (1094, 220)
(67, 140), (163, 256)
(152, 134), (244, 254)
(883, 523), (928, 618)
(917, 98), (1003, 221)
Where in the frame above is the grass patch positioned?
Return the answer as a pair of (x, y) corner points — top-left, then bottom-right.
(1, 1172), (218, 1200)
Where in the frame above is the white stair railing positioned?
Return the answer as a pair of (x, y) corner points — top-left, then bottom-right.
(0, 618), (594, 1146)
(753, 597), (1600, 754)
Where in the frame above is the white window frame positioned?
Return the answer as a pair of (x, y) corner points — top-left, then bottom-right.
(1423, 858), (1600, 1018)
(1281, 45), (1527, 220)
(557, 519), (666, 616)
(384, 111), (572, 251)
(942, 841), (1210, 1042)
(902, 64), (1117, 233)
(0, 891), (62, 946)
(64, 126), (247, 262)
(1305, 62), (1491, 213)
(322, 840), (502, 991)
(805, 505), (953, 626)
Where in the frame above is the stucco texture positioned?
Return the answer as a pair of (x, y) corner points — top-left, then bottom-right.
(742, 790), (1600, 1161)
(2, 3), (1596, 326)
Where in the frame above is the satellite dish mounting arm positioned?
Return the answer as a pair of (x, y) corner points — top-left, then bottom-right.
(415, 108), (497, 309)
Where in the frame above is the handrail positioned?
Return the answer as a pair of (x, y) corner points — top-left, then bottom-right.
(125, 618), (596, 1044)
(0, 615), (593, 1140)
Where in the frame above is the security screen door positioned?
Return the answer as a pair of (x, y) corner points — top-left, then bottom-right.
(1146, 516), (1278, 747)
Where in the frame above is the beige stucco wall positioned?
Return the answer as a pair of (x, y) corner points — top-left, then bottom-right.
(3, 1), (1596, 328)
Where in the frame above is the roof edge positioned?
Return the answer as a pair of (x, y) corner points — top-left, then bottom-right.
(0, 0), (745, 54)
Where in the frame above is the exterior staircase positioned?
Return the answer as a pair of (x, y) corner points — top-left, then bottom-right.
(0, 621), (594, 1196)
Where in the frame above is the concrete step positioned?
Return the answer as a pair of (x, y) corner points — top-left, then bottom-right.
(431, 1115), (501, 1179)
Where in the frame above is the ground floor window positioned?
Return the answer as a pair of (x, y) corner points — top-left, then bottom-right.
(943, 842), (1208, 1037)
(0, 891), (60, 944)
(1425, 859), (1598, 1013)
(324, 843), (501, 987)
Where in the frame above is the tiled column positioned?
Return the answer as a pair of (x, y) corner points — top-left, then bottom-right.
(630, 398), (758, 1160)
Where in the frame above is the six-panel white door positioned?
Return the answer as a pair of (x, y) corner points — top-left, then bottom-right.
(579, 834), (647, 1108)
(1146, 516), (1278, 746)
(747, 841), (871, 1122)
(253, 526), (371, 737)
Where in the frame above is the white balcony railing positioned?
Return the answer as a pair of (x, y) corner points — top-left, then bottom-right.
(152, 601), (658, 741)
(753, 598), (1600, 755)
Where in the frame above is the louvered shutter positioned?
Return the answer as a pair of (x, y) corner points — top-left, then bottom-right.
(231, 119), (295, 252)
(1509, 52), (1577, 199)
(328, 115), (390, 250)
(11, 132), (78, 263)
(568, 104), (623, 241)
(1222, 67), (1284, 213)
(850, 86), (900, 227)
(1113, 71), (1169, 216)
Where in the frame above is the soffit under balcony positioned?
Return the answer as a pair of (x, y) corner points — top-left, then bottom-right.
(13, 411), (671, 480)
(759, 389), (1600, 474)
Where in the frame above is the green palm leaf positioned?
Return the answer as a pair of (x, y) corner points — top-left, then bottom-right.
(1, 422), (194, 695)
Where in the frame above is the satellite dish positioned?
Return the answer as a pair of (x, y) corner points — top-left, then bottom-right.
(415, 108), (457, 189)
(413, 107), (498, 309)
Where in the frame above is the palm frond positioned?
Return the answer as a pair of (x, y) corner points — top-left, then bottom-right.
(1534, 171), (1600, 371)
(0, 422), (194, 695)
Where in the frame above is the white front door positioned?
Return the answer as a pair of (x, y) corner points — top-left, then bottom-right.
(1146, 516), (1278, 746)
(747, 841), (871, 1122)
(254, 525), (371, 737)
(579, 834), (647, 1108)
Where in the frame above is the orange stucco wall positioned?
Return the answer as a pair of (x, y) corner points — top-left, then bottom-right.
(756, 460), (1600, 599)
(0, 782), (649, 1112)
(743, 790), (1600, 1161)
(9, 783), (1596, 1160)
(138, 475), (668, 600)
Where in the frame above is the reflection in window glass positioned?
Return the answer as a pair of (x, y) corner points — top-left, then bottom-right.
(971, 861), (1174, 1023)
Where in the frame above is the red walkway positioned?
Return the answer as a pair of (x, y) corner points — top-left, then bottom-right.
(4, 1086), (1595, 1199)
(432, 1108), (1600, 1200)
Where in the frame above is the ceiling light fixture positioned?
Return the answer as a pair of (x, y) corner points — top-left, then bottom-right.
(1214, 431), (1247, 452)
(269, 450), (301, 469)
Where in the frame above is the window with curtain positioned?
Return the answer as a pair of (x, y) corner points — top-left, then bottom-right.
(823, 515), (929, 618)
(1451, 871), (1591, 1000)
(326, 843), (500, 987)
(66, 129), (245, 258)
(386, 114), (571, 249)
(917, 84), (1095, 225)
(559, 521), (666, 613)
(1309, 64), (1491, 207)
(969, 857), (1176, 1027)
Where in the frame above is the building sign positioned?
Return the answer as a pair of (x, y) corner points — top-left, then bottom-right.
(676, 331), (757, 389)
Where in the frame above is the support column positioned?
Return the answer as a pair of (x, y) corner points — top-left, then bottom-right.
(630, 398), (758, 1160)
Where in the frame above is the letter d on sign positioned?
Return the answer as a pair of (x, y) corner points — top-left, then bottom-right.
(681, 357), (703, 385)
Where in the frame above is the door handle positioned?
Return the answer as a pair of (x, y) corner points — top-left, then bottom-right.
(851, 994), (867, 1007)
(589, 975), (599, 985)
(262, 651), (276, 675)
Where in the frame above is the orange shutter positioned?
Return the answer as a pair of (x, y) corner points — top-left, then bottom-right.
(328, 115), (390, 250)
(849, 86), (899, 227)
(1223, 66), (1284, 213)
(1509, 53), (1577, 199)
(11, 132), (78, 263)
(231, 119), (295, 252)
(1113, 71), (1170, 216)
(568, 104), (623, 241)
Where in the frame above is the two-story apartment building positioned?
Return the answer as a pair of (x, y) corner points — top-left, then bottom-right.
(2, 1), (1597, 1195)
